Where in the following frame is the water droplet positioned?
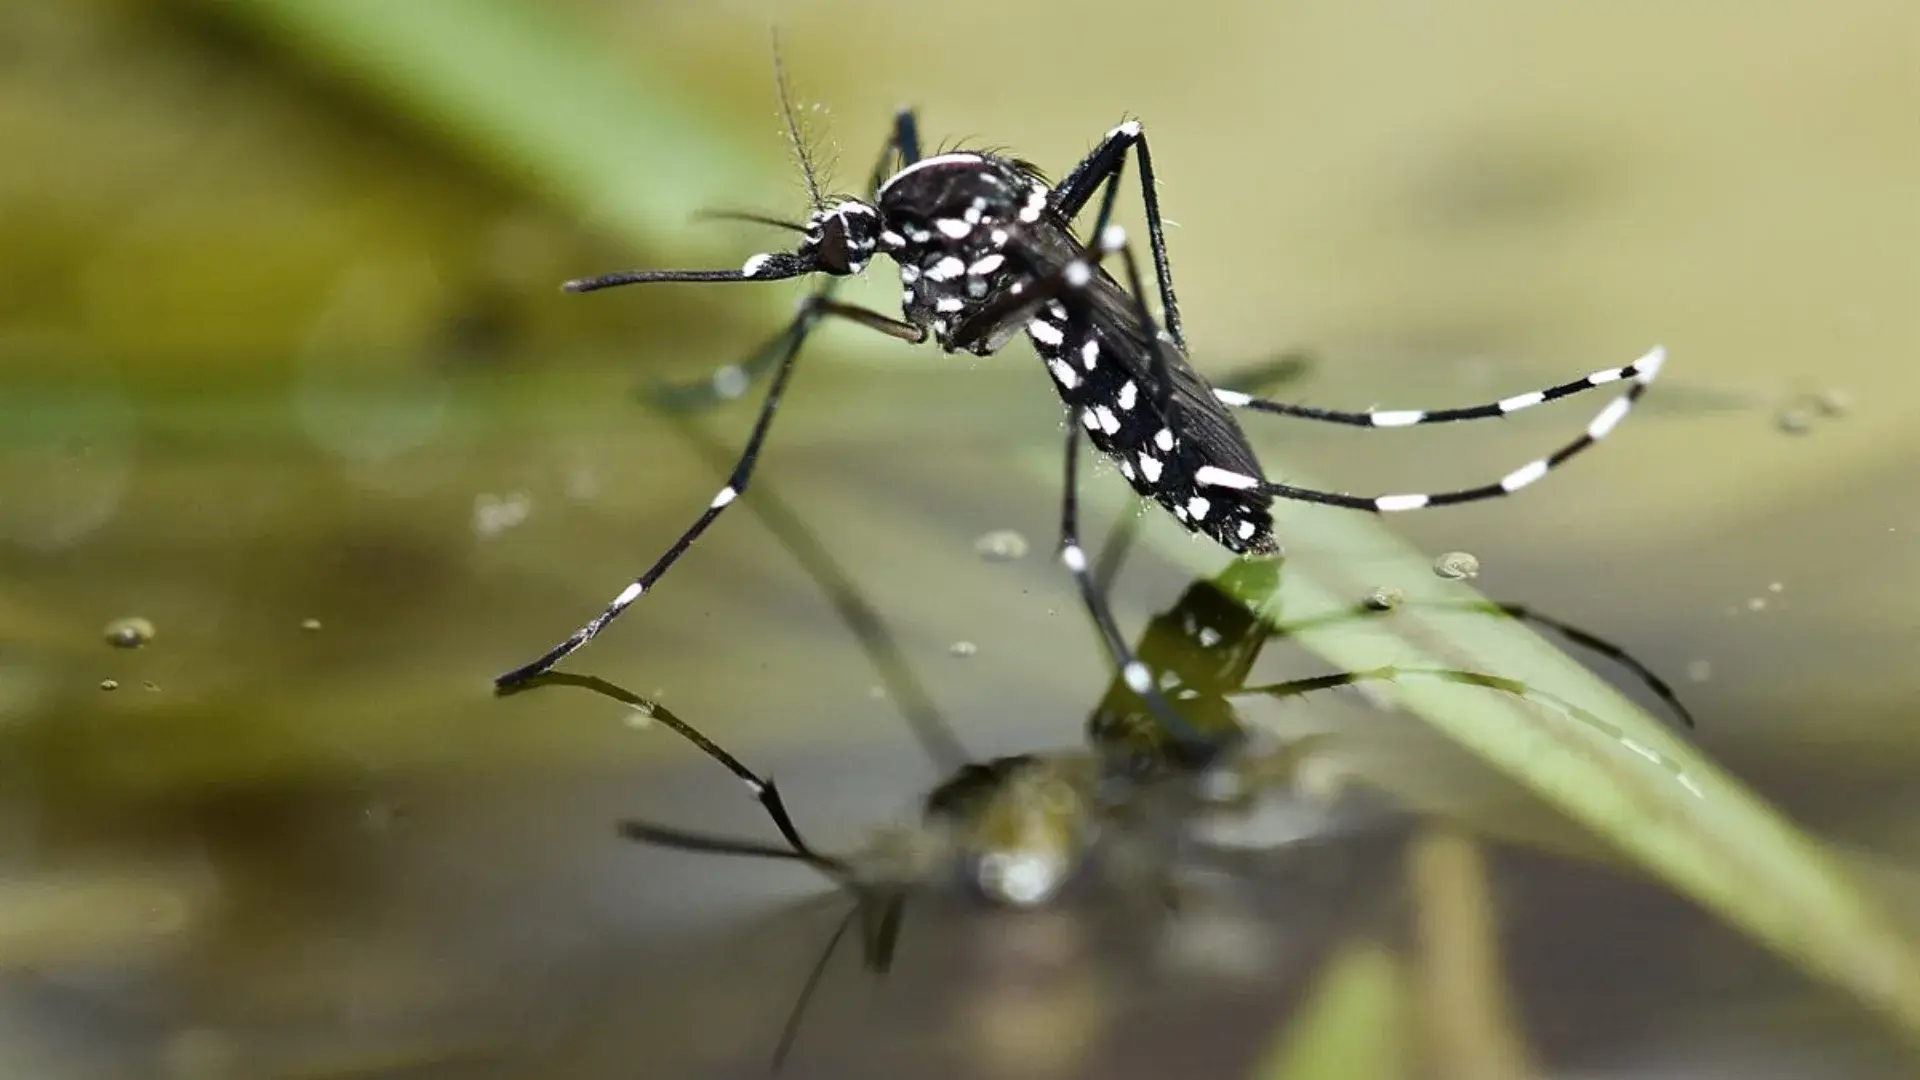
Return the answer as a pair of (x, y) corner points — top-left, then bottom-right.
(473, 491), (533, 539)
(1810, 389), (1850, 417)
(1775, 407), (1812, 435)
(360, 802), (399, 832)
(1364, 586), (1403, 611)
(1432, 551), (1480, 580)
(950, 640), (979, 658)
(710, 364), (750, 400)
(974, 529), (1030, 562)
(104, 616), (154, 649)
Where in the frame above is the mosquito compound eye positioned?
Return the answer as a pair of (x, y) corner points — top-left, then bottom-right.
(832, 204), (880, 270)
(794, 202), (879, 277)
(801, 217), (850, 275)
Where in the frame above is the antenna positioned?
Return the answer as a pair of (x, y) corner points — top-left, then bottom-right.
(770, 28), (824, 211)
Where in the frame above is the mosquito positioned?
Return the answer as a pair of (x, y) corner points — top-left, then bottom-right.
(494, 50), (1669, 753)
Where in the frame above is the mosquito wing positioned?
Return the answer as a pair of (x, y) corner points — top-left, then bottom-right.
(1013, 223), (1277, 553)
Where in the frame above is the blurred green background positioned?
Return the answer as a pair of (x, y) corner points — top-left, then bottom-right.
(1, 1), (1917, 1077)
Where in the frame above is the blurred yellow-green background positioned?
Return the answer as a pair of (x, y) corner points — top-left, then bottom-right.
(2, 1), (1918, 1077)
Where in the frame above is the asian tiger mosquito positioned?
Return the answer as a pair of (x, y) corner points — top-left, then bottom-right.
(493, 58), (1668, 751)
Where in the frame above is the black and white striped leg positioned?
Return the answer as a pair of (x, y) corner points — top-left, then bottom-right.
(495, 291), (926, 689)
(1058, 416), (1215, 755)
(664, 410), (971, 770)
(1048, 120), (1186, 349)
(1251, 347), (1663, 513)
(1212, 350), (1663, 430)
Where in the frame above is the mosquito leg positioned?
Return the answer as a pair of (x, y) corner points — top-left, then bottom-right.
(1213, 350), (1664, 430)
(1058, 416), (1215, 756)
(649, 284), (842, 413)
(1253, 348), (1662, 513)
(1049, 121), (1184, 348)
(772, 902), (864, 1071)
(1260, 598), (1695, 729)
(494, 292), (925, 687)
(500, 672), (846, 869)
(866, 107), (924, 195)
(665, 412), (970, 769)
(1239, 666), (1696, 786)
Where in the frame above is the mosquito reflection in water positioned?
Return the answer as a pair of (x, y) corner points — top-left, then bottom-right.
(502, 553), (1696, 1067)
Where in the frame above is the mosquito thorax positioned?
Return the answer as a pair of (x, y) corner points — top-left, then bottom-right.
(873, 152), (1048, 351)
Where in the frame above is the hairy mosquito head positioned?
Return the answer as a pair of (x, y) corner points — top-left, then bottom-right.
(797, 199), (881, 276)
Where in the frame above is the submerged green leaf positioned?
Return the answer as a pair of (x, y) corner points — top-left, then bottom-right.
(1252, 938), (1407, 1080)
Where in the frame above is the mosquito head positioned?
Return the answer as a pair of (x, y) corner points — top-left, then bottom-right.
(926, 755), (1096, 909)
(564, 198), (886, 294)
(799, 199), (882, 276)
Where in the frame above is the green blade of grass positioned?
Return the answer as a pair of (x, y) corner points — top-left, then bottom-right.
(209, 0), (756, 254)
(204, 0), (899, 363)
(1036, 446), (1920, 1047)
(1252, 938), (1408, 1080)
